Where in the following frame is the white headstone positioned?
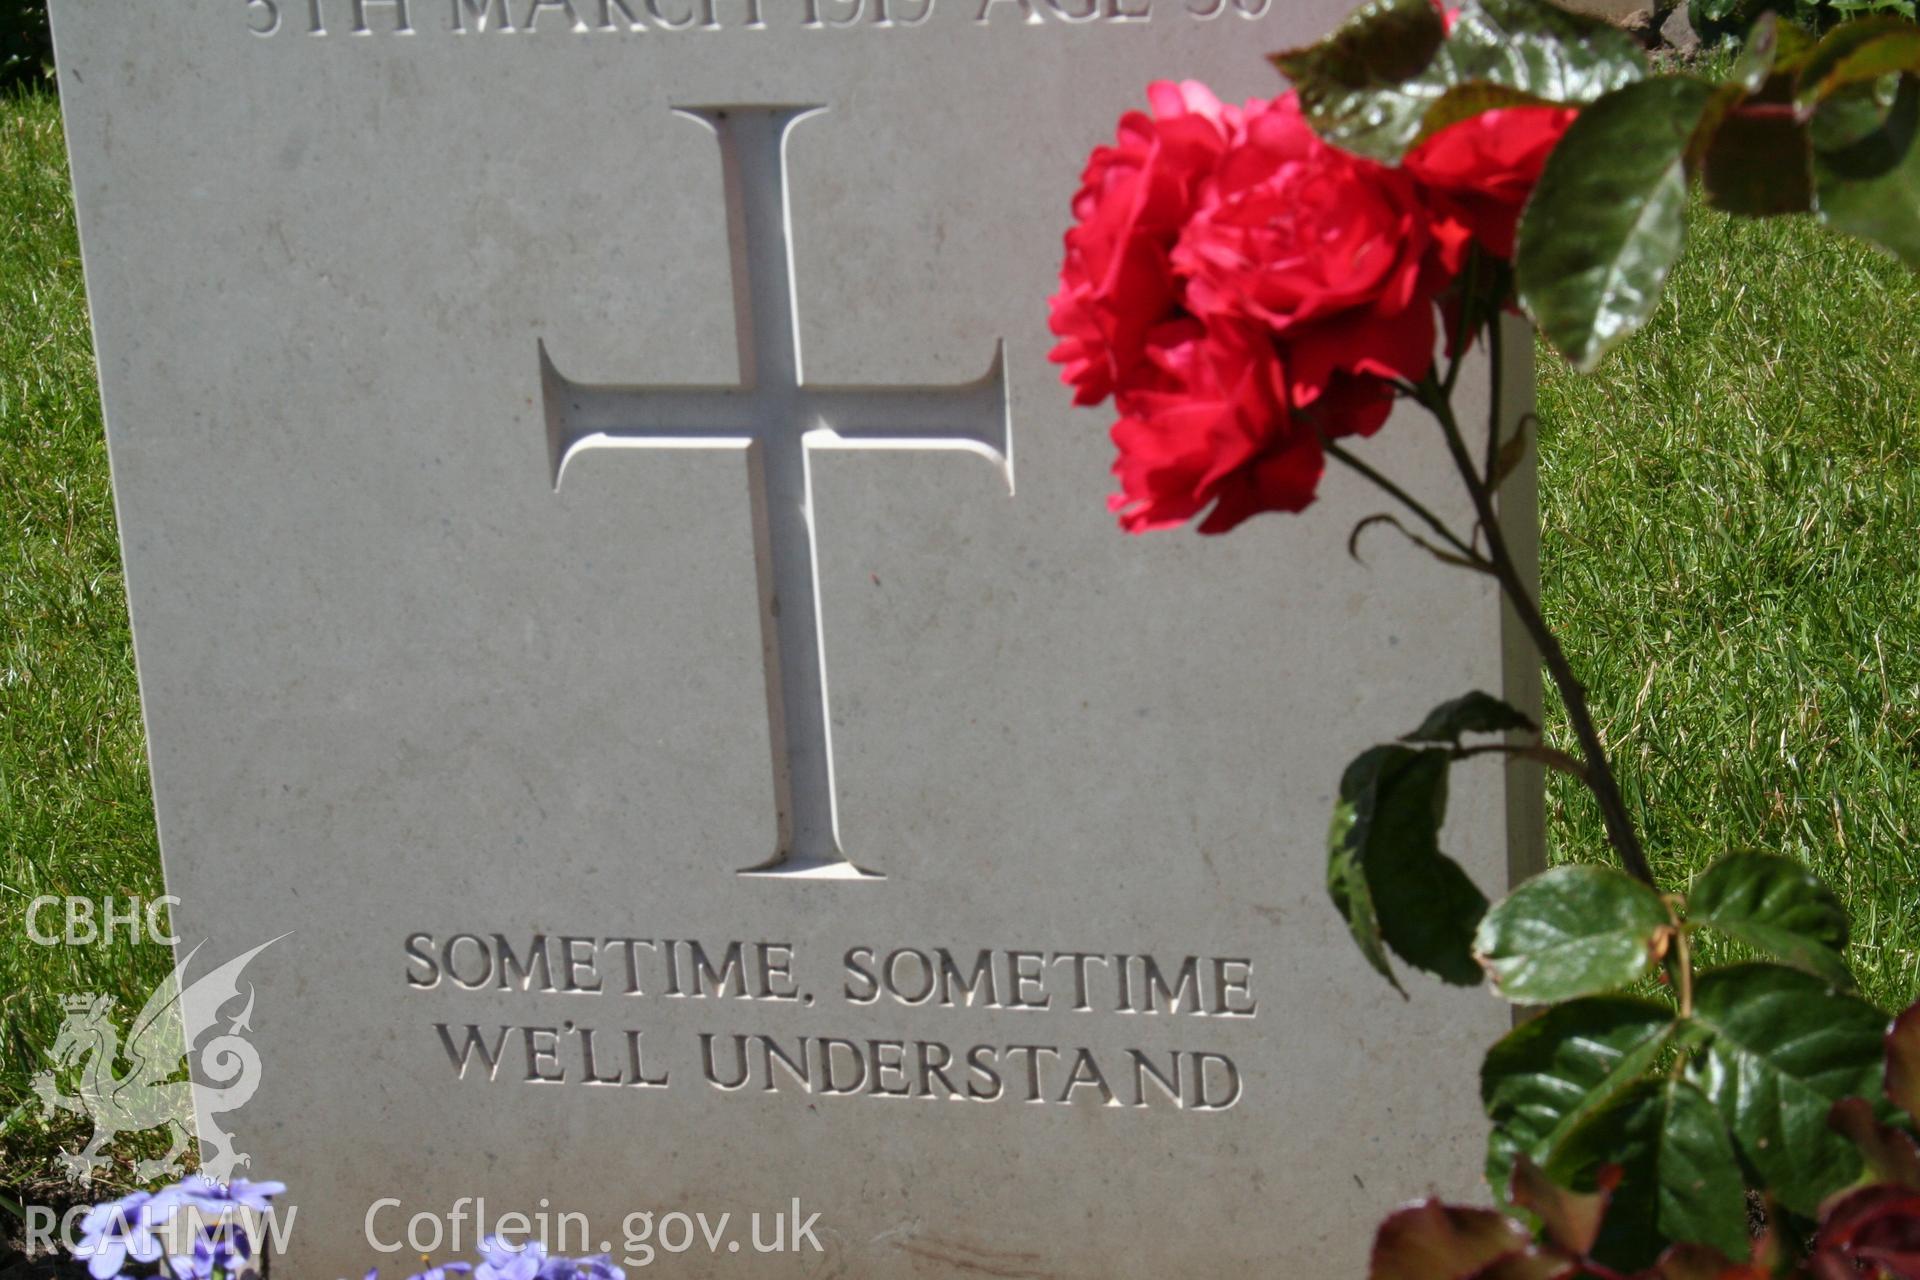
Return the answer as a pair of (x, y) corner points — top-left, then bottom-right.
(49, 2), (1542, 1275)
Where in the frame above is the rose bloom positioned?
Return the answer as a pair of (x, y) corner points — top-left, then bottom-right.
(1403, 104), (1578, 260)
(1048, 81), (1237, 407)
(1111, 318), (1346, 534)
(1174, 92), (1461, 411)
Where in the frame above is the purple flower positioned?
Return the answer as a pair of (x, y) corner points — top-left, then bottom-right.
(75, 1191), (173, 1280)
(551, 1257), (623, 1280)
(217, 1179), (287, 1213)
(161, 1231), (228, 1280)
(475, 1238), (545, 1280)
(408, 1263), (473, 1280)
(75, 1175), (285, 1280)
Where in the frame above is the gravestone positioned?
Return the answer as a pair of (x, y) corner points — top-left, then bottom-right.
(48, 2), (1543, 1275)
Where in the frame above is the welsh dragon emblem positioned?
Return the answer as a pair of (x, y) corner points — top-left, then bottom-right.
(32, 936), (287, 1185)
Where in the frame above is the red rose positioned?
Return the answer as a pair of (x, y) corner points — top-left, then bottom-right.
(1174, 92), (1453, 409)
(1404, 105), (1578, 261)
(1048, 81), (1238, 407)
(1107, 319), (1329, 534)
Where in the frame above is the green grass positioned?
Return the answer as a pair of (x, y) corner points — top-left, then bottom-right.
(1537, 210), (1920, 1012)
(0, 79), (1918, 1198)
(0, 86), (172, 1205)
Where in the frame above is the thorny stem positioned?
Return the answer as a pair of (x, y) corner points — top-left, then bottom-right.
(1482, 302), (1505, 487)
(1442, 251), (1481, 400)
(1417, 321), (1658, 890)
(1668, 900), (1695, 1021)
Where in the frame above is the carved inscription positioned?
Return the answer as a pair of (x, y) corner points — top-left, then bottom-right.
(408, 934), (1255, 1111)
(245, 0), (1274, 36)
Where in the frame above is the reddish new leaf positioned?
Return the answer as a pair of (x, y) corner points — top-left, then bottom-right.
(1831, 1096), (1920, 1190)
(1638, 1242), (1770, 1280)
(1474, 1251), (1578, 1280)
(1511, 1155), (1614, 1256)
(1702, 102), (1815, 218)
(1891, 1001), (1920, 1119)
(1813, 1184), (1920, 1280)
(1371, 1201), (1538, 1280)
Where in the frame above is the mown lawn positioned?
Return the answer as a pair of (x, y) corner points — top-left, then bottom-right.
(1, 77), (1918, 1203)
(0, 87), (171, 1207)
(1537, 209), (1920, 1009)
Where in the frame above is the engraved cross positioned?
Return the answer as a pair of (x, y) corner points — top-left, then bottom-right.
(539, 105), (1014, 882)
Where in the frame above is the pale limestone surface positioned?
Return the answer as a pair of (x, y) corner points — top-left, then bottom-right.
(49, 2), (1541, 1275)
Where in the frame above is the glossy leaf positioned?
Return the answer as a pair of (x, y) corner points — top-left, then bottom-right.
(1276, 0), (1643, 162)
(1430, 0), (1646, 106)
(1518, 76), (1715, 372)
(1328, 746), (1488, 990)
(1814, 73), (1920, 269)
(1546, 1078), (1749, 1270)
(1416, 82), (1557, 144)
(1404, 691), (1538, 746)
(1797, 15), (1920, 109)
(1687, 852), (1852, 986)
(1329, 821), (1401, 991)
(1732, 12), (1817, 95)
(1689, 963), (1891, 1216)
(1481, 995), (1678, 1193)
(1829, 1095), (1920, 1189)
(1272, 0), (1449, 163)
(1888, 1000), (1920, 1118)
(1474, 864), (1672, 1003)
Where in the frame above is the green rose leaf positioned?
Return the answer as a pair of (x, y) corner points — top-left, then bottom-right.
(1403, 691), (1538, 747)
(1415, 82), (1557, 145)
(1474, 864), (1673, 1003)
(1329, 834), (1399, 992)
(1430, 0), (1646, 107)
(1689, 963), (1890, 1215)
(1272, 0), (1449, 163)
(1796, 16), (1920, 110)
(1481, 995), (1678, 1195)
(1517, 76), (1715, 373)
(1546, 1078), (1749, 1271)
(1275, 0), (1643, 163)
(1813, 73), (1920, 269)
(1888, 1000), (1920, 1118)
(1687, 852), (1852, 986)
(1328, 746), (1489, 992)
(1732, 12), (1818, 95)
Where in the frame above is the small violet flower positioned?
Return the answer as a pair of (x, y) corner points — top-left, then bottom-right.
(474, 1238), (546, 1280)
(75, 1190), (173, 1280)
(73, 1175), (288, 1280)
(409, 1262), (474, 1280)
